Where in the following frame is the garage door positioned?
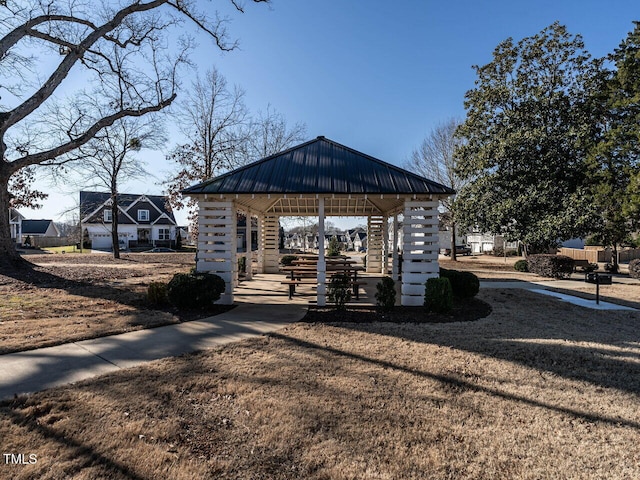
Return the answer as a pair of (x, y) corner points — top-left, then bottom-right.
(91, 233), (112, 249)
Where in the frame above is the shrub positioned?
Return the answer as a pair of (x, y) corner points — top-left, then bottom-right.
(629, 259), (640, 279)
(280, 255), (298, 266)
(327, 273), (351, 310)
(583, 263), (598, 273)
(167, 272), (226, 309)
(424, 277), (453, 313)
(604, 262), (619, 274)
(439, 268), (479, 298)
(327, 237), (341, 257)
(375, 277), (396, 311)
(147, 282), (168, 305)
(514, 259), (529, 272)
(527, 254), (574, 279)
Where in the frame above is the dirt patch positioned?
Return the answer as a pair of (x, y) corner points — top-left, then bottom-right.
(1, 289), (640, 479)
(0, 253), (230, 354)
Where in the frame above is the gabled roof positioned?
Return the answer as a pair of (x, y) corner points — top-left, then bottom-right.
(22, 219), (56, 235)
(79, 192), (176, 224)
(183, 136), (456, 196)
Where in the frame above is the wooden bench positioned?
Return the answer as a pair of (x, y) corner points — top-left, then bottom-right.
(281, 278), (366, 300)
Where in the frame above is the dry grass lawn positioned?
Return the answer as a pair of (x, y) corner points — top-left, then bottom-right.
(0, 253), (228, 354)
(2, 288), (640, 479)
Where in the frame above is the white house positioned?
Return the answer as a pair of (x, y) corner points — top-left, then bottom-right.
(80, 191), (177, 250)
(9, 208), (23, 244)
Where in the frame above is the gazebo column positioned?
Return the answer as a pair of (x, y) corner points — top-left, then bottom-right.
(197, 198), (237, 305)
(262, 214), (280, 273)
(401, 198), (439, 306)
(244, 209), (253, 280)
(366, 215), (384, 273)
(256, 215), (264, 273)
(317, 197), (326, 306)
(392, 214), (399, 281)
(382, 215), (389, 275)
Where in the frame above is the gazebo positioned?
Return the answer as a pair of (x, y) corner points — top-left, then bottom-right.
(183, 136), (455, 306)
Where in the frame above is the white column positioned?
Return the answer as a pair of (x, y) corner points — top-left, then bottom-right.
(366, 215), (384, 273)
(401, 198), (439, 306)
(317, 197), (326, 307)
(382, 215), (389, 275)
(257, 215), (264, 273)
(245, 209), (253, 280)
(262, 215), (279, 273)
(197, 198), (236, 305)
(392, 214), (399, 281)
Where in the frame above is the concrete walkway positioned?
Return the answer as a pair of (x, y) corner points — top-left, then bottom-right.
(0, 279), (308, 401)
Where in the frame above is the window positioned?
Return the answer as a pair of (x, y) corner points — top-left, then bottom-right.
(159, 228), (170, 240)
(138, 210), (149, 222)
(103, 210), (112, 222)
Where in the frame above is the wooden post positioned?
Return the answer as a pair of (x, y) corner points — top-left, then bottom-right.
(382, 215), (389, 275)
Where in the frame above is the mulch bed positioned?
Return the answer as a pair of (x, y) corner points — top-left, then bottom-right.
(302, 297), (492, 323)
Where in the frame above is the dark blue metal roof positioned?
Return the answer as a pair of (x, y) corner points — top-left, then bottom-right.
(182, 136), (456, 195)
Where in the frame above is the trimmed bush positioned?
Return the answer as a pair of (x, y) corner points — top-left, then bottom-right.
(167, 272), (226, 309)
(147, 282), (168, 305)
(280, 255), (298, 266)
(327, 273), (351, 310)
(424, 277), (453, 313)
(583, 263), (598, 273)
(327, 237), (341, 256)
(629, 259), (640, 279)
(604, 262), (619, 273)
(514, 259), (529, 272)
(375, 276), (396, 311)
(439, 268), (480, 298)
(527, 254), (574, 279)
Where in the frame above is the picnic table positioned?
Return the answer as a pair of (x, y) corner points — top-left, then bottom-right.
(281, 258), (365, 300)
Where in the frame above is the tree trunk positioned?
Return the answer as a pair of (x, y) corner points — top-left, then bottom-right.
(111, 191), (120, 259)
(611, 242), (619, 273)
(0, 170), (26, 268)
(451, 222), (458, 261)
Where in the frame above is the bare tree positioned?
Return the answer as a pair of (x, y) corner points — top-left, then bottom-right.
(408, 118), (466, 260)
(73, 114), (166, 258)
(166, 67), (250, 237)
(0, 0), (267, 266)
(246, 105), (307, 160)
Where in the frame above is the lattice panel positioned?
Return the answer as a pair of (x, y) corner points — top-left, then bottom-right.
(197, 201), (237, 304)
(262, 215), (280, 273)
(401, 200), (439, 306)
(366, 215), (384, 273)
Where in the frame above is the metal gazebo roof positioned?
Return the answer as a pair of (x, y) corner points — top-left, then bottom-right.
(182, 136), (456, 196)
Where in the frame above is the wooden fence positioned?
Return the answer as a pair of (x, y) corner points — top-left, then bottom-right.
(28, 236), (71, 248)
(559, 247), (640, 264)
(558, 247), (610, 263)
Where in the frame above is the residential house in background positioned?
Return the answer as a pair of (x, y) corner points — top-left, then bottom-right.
(351, 231), (367, 252)
(9, 208), (24, 244)
(466, 230), (518, 254)
(21, 219), (60, 244)
(80, 191), (177, 250)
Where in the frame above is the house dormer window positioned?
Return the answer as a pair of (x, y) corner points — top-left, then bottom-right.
(138, 209), (149, 222)
(104, 210), (112, 222)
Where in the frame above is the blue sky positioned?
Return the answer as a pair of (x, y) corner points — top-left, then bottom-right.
(23, 0), (640, 227)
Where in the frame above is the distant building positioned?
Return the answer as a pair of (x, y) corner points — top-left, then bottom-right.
(9, 208), (24, 244)
(80, 191), (177, 250)
(21, 219), (60, 243)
